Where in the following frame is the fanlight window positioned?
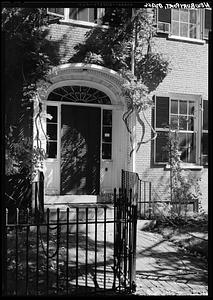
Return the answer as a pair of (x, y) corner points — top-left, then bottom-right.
(47, 86), (111, 105)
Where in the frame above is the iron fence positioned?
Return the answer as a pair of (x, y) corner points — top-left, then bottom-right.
(2, 188), (137, 296)
(121, 169), (198, 219)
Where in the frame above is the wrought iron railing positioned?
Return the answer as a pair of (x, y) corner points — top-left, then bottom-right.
(2, 188), (137, 296)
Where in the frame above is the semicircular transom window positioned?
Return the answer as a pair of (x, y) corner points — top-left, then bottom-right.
(47, 86), (111, 105)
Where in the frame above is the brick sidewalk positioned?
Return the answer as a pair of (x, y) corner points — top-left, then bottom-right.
(134, 230), (208, 296)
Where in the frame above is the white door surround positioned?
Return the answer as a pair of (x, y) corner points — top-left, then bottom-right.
(35, 64), (131, 198)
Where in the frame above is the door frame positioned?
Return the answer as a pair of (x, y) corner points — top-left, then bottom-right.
(45, 100), (114, 195)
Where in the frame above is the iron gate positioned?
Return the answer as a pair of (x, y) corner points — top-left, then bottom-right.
(2, 188), (137, 296)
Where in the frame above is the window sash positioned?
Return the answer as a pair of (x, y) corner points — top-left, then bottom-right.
(156, 8), (211, 40)
(47, 8), (105, 24)
(154, 96), (201, 164)
(171, 9), (201, 39)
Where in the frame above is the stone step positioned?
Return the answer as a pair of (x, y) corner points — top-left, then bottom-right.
(44, 195), (99, 206)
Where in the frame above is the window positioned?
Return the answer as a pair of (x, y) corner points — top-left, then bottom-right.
(47, 86), (111, 105)
(157, 8), (211, 40)
(171, 9), (201, 39)
(46, 106), (58, 158)
(170, 99), (196, 163)
(154, 95), (205, 165)
(47, 8), (105, 25)
(102, 110), (112, 159)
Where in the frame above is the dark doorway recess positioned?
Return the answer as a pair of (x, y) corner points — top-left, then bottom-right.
(61, 105), (101, 195)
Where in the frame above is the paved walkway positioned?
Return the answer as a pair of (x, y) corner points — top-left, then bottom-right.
(134, 228), (208, 296)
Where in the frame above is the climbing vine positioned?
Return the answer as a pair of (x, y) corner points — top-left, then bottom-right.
(71, 7), (170, 155)
(165, 130), (202, 216)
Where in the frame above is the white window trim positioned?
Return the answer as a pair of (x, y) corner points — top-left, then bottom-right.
(51, 8), (108, 28)
(154, 93), (202, 166)
(165, 163), (203, 170)
(157, 8), (210, 43)
(167, 34), (205, 44)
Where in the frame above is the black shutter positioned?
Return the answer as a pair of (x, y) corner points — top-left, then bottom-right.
(154, 96), (170, 163)
(204, 9), (212, 39)
(155, 131), (169, 163)
(158, 8), (171, 23)
(155, 96), (169, 128)
(201, 99), (208, 165)
(203, 100), (208, 131)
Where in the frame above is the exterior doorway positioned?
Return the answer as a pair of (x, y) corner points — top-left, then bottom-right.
(60, 105), (101, 195)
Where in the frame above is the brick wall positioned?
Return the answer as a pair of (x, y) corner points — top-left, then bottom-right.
(136, 36), (209, 211)
(46, 22), (208, 211)
(47, 23), (90, 63)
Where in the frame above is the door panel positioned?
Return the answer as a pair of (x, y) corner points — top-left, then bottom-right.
(61, 105), (101, 195)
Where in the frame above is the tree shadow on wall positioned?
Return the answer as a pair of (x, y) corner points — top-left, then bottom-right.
(60, 125), (100, 195)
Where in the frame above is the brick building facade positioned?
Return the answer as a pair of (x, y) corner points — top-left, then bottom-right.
(38, 7), (209, 210)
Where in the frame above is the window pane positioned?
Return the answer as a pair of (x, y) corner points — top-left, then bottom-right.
(47, 106), (57, 123)
(102, 143), (111, 159)
(202, 133), (208, 155)
(190, 10), (196, 24)
(47, 142), (57, 158)
(179, 133), (196, 163)
(178, 132), (187, 148)
(47, 123), (57, 140)
(179, 116), (187, 130)
(180, 9), (188, 22)
(188, 133), (196, 163)
(187, 116), (194, 131)
(103, 110), (112, 125)
(102, 126), (112, 143)
(180, 22), (188, 37)
(170, 115), (178, 129)
(172, 21), (179, 35)
(89, 8), (95, 22)
(172, 9), (179, 21)
(171, 99), (178, 113)
(188, 101), (195, 115)
(69, 8), (78, 19)
(189, 24), (197, 38)
(179, 100), (187, 114)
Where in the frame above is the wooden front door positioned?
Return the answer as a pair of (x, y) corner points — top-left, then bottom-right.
(60, 105), (101, 195)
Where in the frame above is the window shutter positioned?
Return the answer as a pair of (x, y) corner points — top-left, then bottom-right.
(201, 100), (208, 165)
(155, 131), (169, 163)
(155, 96), (169, 128)
(203, 100), (208, 131)
(154, 96), (170, 163)
(204, 9), (212, 39)
(157, 9), (171, 34)
(158, 8), (171, 23)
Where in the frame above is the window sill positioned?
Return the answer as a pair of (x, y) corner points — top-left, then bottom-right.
(168, 35), (205, 44)
(165, 163), (203, 170)
(59, 19), (108, 29)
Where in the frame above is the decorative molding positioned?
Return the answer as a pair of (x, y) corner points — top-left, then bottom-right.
(42, 63), (126, 106)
